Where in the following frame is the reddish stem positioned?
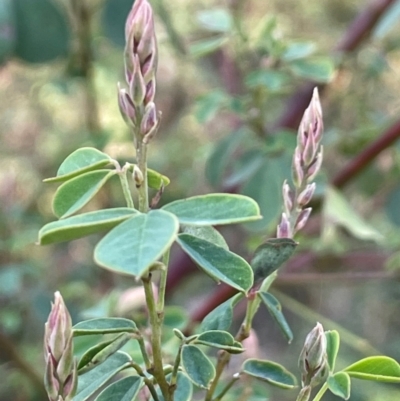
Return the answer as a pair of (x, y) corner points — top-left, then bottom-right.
(274, 0), (396, 131)
(332, 118), (400, 188)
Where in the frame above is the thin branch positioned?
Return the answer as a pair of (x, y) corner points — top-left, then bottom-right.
(332, 118), (400, 188)
(186, 250), (391, 325)
(274, 0), (396, 131)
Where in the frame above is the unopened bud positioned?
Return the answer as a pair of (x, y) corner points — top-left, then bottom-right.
(44, 292), (77, 401)
(302, 125), (317, 166)
(292, 147), (304, 188)
(133, 165), (144, 187)
(307, 147), (323, 182)
(282, 180), (294, 215)
(63, 364), (78, 401)
(297, 183), (316, 208)
(277, 213), (292, 239)
(118, 84), (137, 126)
(125, 0), (152, 47)
(294, 207), (312, 233)
(140, 102), (157, 136)
(299, 322), (328, 387)
(144, 78), (156, 105)
(44, 356), (59, 400)
(130, 55), (147, 107)
(140, 41), (158, 82)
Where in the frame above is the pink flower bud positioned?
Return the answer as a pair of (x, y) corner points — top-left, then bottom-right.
(282, 180), (294, 215)
(294, 207), (312, 233)
(140, 102), (157, 136)
(125, 0), (153, 46)
(44, 292), (77, 401)
(302, 124), (317, 166)
(130, 55), (147, 107)
(297, 183), (316, 208)
(307, 147), (323, 182)
(44, 292), (72, 362)
(44, 355), (59, 400)
(277, 213), (292, 238)
(292, 147), (304, 188)
(298, 322), (328, 387)
(118, 85), (137, 126)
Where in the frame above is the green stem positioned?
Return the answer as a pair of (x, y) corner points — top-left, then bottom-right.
(157, 250), (170, 312)
(137, 335), (152, 370)
(130, 361), (160, 401)
(169, 343), (183, 388)
(213, 375), (240, 401)
(205, 295), (257, 401)
(296, 385), (312, 401)
(312, 383), (329, 401)
(118, 169), (135, 209)
(143, 276), (170, 401)
(137, 141), (149, 213)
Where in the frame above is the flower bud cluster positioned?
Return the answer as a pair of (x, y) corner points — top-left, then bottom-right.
(298, 323), (328, 388)
(277, 88), (323, 238)
(118, 0), (160, 144)
(44, 292), (77, 401)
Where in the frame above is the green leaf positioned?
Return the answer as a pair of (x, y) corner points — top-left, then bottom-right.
(195, 90), (229, 124)
(101, 0), (133, 47)
(162, 194), (261, 226)
(177, 234), (253, 293)
(73, 351), (132, 401)
(251, 238), (298, 281)
(157, 372), (193, 401)
(289, 57), (335, 82)
(181, 225), (228, 250)
(201, 293), (243, 331)
(258, 292), (293, 343)
(282, 41), (316, 61)
(344, 356), (400, 383)
(94, 210), (179, 277)
(245, 70), (290, 91)
(0, 0), (15, 64)
(181, 345), (216, 389)
(73, 318), (137, 336)
(189, 36), (228, 58)
(95, 375), (143, 401)
(327, 372), (351, 400)
(38, 208), (138, 245)
(78, 332), (131, 373)
(196, 9), (233, 32)
(14, 0), (70, 63)
(147, 168), (170, 189)
(205, 128), (248, 188)
(323, 187), (384, 243)
(242, 359), (297, 389)
(325, 330), (340, 371)
(44, 148), (112, 183)
(195, 330), (244, 353)
(52, 170), (116, 218)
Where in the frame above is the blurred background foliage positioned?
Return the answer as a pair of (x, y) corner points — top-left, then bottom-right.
(1, 0), (400, 400)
